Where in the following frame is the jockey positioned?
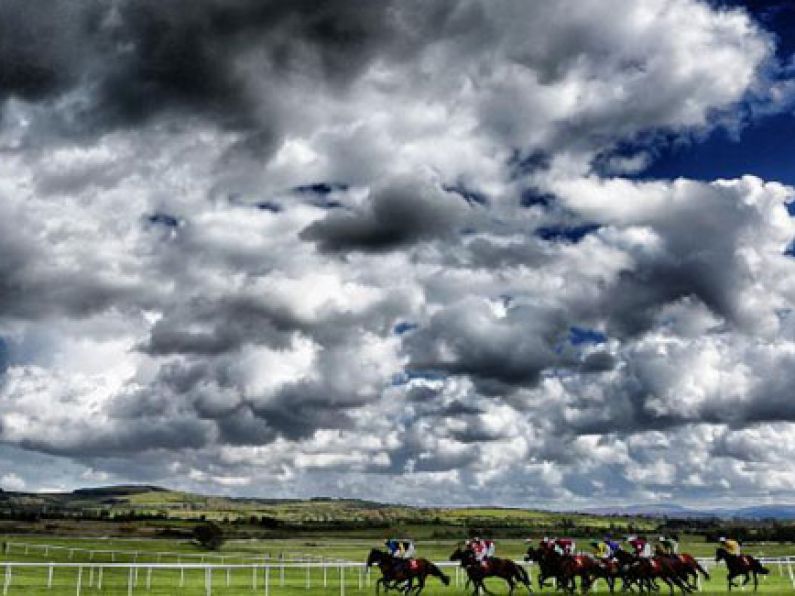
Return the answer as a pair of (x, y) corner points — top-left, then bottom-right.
(605, 536), (621, 558)
(591, 540), (610, 560)
(469, 537), (495, 562)
(628, 535), (652, 558)
(719, 537), (741, 556)
(553, 538), (575, 556)
(385, 538), (415, 559)
(658, 535), (678, 556)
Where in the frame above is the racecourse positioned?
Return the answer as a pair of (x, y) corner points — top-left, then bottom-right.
(0, 536), (793, 594)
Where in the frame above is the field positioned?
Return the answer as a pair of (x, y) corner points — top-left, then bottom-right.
(0, 535), (793, 595)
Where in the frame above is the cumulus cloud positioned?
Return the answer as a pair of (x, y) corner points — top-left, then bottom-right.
(0, 0), (793, 506)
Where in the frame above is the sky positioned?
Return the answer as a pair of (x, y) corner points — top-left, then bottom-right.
(1, 0), (795, 508)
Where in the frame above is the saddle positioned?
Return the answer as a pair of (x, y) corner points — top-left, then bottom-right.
(408, 559), (420, 571)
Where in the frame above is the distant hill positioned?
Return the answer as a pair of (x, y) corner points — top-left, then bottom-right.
(1, 484), (794, 526)
(729, 505), (795, 520)
(583, 503), (795, 520)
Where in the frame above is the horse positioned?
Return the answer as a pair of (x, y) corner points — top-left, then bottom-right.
(366, 548), (450, 594)
(652, 546), (710, 590)
(524, 546), (567, 590)
(637, 556), (694, 594)
(670, 553), (710, 590)
(556, 554), (603, 594)
(612, 549), (652, 592)
(715, 547), (769, 592)
(450, 546), (532, 595)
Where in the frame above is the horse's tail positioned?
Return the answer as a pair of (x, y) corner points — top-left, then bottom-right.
(514, 562), (532, 589)
(426, 561), (450, 585)
(695, 560), (710, 580)
(752, 558), (770, 575)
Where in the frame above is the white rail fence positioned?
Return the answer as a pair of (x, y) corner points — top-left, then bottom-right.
(3, 541), (340, 565)
(0, 554), (792, 595)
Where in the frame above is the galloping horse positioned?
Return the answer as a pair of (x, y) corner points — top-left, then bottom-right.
(556, 554), (603, 594)
(636, 556), (694, 594)
(524, 546), (567, 590)
(670, 553), (710, 590)
(715, 547), (769, 592)
(366, 548), (450, 595)
(450, 546), (532, 595)
(652, 546), (710, 590)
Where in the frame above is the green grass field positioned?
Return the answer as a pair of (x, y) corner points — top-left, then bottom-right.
(0, 535), (793, 594)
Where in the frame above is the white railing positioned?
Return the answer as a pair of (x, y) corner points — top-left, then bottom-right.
(3, 540), (350, 564)
(0, 560), (380, 596)
(0, 554), (792, 595)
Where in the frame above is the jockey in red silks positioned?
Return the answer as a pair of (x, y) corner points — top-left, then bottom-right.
(553, 537), (576, 556)
(627, 535), (652, 558)
(468, 537), (496, 564)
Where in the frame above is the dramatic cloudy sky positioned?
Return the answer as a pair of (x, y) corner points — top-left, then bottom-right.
(1, 0), (795, 507)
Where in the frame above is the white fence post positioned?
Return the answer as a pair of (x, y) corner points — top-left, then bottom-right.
(340, 565), (345, 596)
(127, 566), (134, 596)
(265, 565), (270, 596)
(147, 567), (152, 590)
(3, 564), (11, 596)
(76, 566), (83, 596)
(48, 564), (54, 589)
(98, 567), (103, 590)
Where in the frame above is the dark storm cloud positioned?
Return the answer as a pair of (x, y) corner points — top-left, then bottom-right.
(404, 300), (573, 394)
(141, 295), (301, 356)
(300, 178), (469, 253)
(1, 0), (399, 136)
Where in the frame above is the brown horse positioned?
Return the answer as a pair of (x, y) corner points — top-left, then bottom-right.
(557, 555), (602, 594)
(671, 553), (710, 590)
(366, 548), (450, 594)
(636, 556), (694, 594)
(715, 547), (769, 592)
(450, 546), (532, 595)
(652, 546), (710, 590)
(524, 546), (567, 590)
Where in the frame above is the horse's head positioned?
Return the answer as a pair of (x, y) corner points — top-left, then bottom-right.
(366, 548), (385, 567)
(450, 545), (474, 566)
(715, 547), (727, 562)
(524, 546), (541, 562)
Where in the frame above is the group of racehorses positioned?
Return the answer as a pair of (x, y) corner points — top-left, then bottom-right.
(365, 543), (770, 595)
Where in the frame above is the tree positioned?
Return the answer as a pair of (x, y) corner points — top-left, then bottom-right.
(193, 521), (225, 551)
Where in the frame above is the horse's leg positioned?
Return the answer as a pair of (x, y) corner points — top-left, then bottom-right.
(753, 571), (758, 592)
(413, 575), (425, 596)
(506, 576), (515, 596)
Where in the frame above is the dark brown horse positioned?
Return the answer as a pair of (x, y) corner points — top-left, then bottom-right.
(652, 546), (710, 590)
(671, 553), (710, 590)
(715, 547), (769, 592)
(524, 546), (567, 590)
(637, 556), (694, 594)
(450, 546), (532, 595)
(366, 548), (450, 594)
(557, 555), (602, 594)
